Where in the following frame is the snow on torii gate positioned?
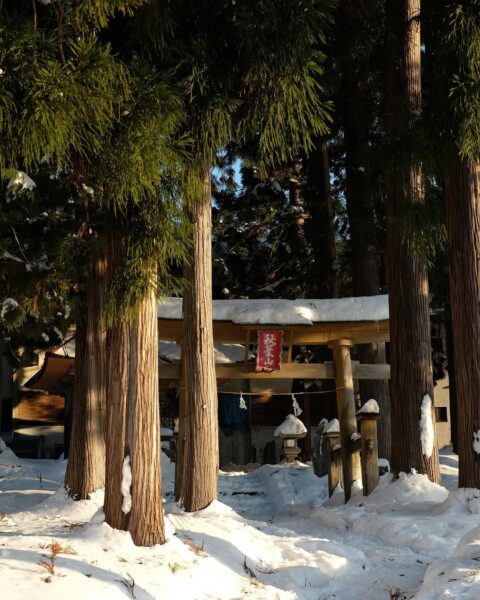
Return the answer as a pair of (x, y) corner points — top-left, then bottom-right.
(157, 295), (390, 502)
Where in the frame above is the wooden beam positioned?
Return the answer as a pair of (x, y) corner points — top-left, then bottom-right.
(158, 318), (390, 345)
(215, 362), (335, 380)
(158, 361), (391, 380)
(330, 340), (362, 502)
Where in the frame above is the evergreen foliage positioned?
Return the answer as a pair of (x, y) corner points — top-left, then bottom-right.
(212, 165), (313, 299)
(1, 0), (192, 326)
(126, 0), (336, 174)
(0, 167), (76, 351)
(0, 1), (132, 171)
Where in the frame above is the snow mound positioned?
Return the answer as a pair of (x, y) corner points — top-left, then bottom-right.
(274, 414), (307, 437)
(417, 524), (480, 599)
(357, 399), (379, 415)
(219, 462), (329, 517)
(364, 471), (449, 507)
(324, 418), (340, 434)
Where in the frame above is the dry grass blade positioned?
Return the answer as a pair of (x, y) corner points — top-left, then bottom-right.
(243, 557), (262, 586)
(116, 573), (136, 599)
(386, 586), (407, 600)
(38, 559), (56, 576)
(38, 539), (76, 576)
(181, 535), (207, 556)
(256, 562), (279, 575)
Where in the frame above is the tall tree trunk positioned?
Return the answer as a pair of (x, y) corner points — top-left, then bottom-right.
(445, 159), (480, 487)
(340, 0), (391, 459)
(343, 113), (391, 459)
(444, 301), (458, 453)
(65, 253), (107, 498)
(127, 278), (165, 545)
(175, 351), (187, 501)
(304, 141), (338, 299)
(104, 237), (130, 531)
(180, 162), (218, 512)
(385, 0), (440, 482)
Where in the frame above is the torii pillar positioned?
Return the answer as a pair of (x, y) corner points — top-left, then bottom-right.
(330, 339), (362, 501)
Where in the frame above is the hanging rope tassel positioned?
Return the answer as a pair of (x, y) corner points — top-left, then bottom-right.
(291, 393), (302, 416)
(239, 391), (248, 410)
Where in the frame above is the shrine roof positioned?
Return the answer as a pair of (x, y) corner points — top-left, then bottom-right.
(157, 295), (389, 326)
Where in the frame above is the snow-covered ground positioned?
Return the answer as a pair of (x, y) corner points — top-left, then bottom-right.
(1, 446), (480, 599)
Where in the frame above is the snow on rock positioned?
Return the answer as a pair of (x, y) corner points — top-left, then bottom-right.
(420, 394), (434, 458)
(0, 437), (6, 453)
(357, 398), (380, 415)
(274, 414), (307, 437)
(473, 430), (480, 455)
(324, 418), (340, 434)
(378, 458), (390, 472)
(158, 294), (389, 325)
(1, 297), (18, 319)
(121, 455), (132, 514)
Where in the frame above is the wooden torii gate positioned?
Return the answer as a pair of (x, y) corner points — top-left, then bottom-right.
(158, 304), (390, 503)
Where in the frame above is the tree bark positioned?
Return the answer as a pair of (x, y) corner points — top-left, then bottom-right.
(104, 237), (130, 531)
(65, 253), (107, 498)
(445, 159), (480, 487)
(180, 162), (219, 512)
(339, 0), (391, 460)
(385, 0), (440, 482)
(174, 349), (187, 501)
(127, 279), (165, 545)
(304, 141), (338, 299)
(444, 301), (458, 453)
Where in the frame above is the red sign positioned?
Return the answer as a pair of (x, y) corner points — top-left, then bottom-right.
(256, 330), (284, 372)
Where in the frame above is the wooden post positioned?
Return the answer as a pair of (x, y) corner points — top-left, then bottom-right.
(174, 345), (186, 501)
(330, 339), (362, 501)
(357, 401), (380, 496)
(303, 394), (312, 461)
(325, 422), (342, 497)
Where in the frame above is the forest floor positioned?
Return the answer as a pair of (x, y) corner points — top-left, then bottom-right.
(1, 445), (479, 599)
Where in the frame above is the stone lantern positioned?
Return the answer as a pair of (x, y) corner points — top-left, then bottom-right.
(273, 414), (307, 463)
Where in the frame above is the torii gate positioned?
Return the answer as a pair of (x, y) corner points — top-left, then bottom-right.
(157, 296), (390, 502)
